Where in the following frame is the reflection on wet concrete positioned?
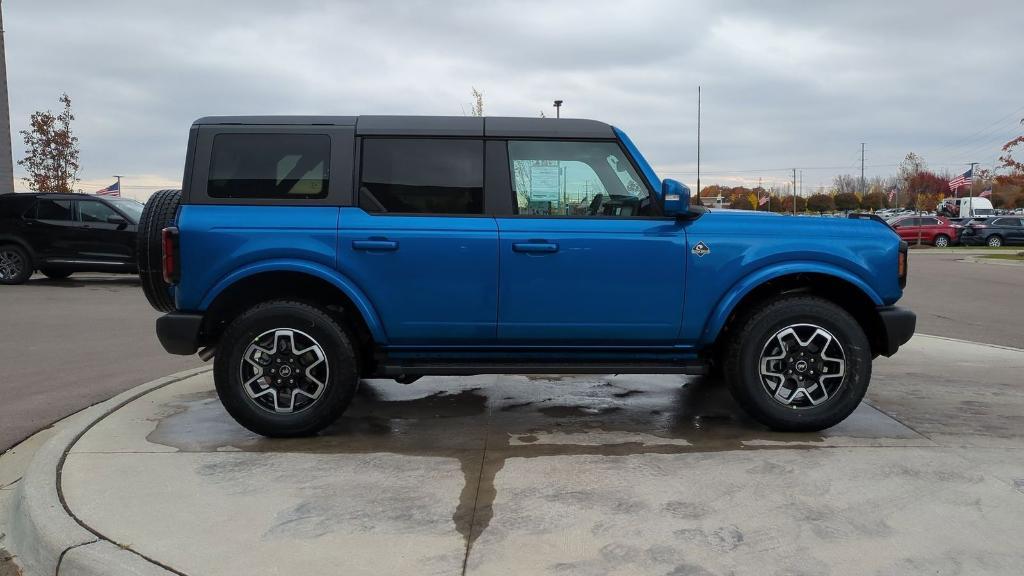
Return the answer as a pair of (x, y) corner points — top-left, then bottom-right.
(147, 373), (927, 553)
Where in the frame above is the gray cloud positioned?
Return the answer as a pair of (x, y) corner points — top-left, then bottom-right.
(5, 0), (1022, 197)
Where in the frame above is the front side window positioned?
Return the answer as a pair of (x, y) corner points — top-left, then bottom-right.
(359, 138), (483, 214)
(508, 140), (654, 217)
(31, 199), (73, 221)
(208, 133), (330, 199)
(78, 200), (120, 223)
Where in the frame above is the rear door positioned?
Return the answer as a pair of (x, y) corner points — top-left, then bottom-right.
(494, 139), (686, 344)
(21, 198), (77, 262)
(337, 137), (498, 345)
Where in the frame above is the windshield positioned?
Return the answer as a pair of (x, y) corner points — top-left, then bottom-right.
(106, 198), (144, 223)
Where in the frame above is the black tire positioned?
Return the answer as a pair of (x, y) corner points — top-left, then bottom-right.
(987, 235), (1003, 248)
(933, 234), (950, 248)
(137, 189), (181, 312)
(40, 268), (73, 280)
(0, 244), (32, 285)
(723, 295), (871, 432)
(214, 300), (359, 437)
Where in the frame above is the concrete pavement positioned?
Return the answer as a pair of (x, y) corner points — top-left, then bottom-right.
(5, 335), (1024, 576)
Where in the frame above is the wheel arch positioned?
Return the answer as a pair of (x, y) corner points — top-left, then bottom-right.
(0, 234), (37, 265)
(199, 262), (386, 360)
(705, 264), (887, 357)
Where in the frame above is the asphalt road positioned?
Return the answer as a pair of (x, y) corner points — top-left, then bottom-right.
(0, 254), (1021, 452)
(900, 251), (1023, 349)
(0, 275), (200, 452)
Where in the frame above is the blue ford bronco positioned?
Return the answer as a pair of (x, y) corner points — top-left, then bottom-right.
(138, 115), (915, 437)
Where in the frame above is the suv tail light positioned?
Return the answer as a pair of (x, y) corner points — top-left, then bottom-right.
(162, 227), (180, 285)
(898, 240), (908, 288)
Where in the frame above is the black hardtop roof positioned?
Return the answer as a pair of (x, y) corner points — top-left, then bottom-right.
(191, 115), (616, 139)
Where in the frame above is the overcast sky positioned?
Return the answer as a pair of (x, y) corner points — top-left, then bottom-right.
(5, 0), (1023, 199)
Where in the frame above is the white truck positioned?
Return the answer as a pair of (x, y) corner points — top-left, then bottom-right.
(937, 196), (995, 219)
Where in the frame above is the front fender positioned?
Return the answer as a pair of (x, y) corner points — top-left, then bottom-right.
(699, 261), (884, 346)
(199, 259), (387, 343)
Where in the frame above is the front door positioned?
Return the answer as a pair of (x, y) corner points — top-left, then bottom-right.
(495, 139), (686, 344)
(73, 199), (136, 264)
(338, 137), (498, 345)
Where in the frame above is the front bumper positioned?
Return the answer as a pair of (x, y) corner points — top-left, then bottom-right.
(155, 312), (204, 355)
(876, 306), (916, 357)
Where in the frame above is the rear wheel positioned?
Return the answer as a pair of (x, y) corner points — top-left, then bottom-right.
(214, 300), (359, 437)
(723, 295), (871, 432)
(0, 245), (31, 285)
(40, 268), (73, 280)
(933, 234), (949, 248)
(987, 235), (1003, 247)
(137, 189), (181, 312)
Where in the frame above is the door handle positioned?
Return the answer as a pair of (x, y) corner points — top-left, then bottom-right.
(352, 239), (399, 252)
(512, 242), (559, 254)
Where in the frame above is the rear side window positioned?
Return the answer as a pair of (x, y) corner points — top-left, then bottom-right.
(993, 218), (1021, 227)
(31, 199), (73, 221)
(359, 139), (483, 214)
(208, 134), (330, 199)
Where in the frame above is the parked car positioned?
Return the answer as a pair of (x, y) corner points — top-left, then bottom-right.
(887, 214), (960, 247)
(0, 193), (143, 284)
(959, 216), (1024, 247)
(138, 115), (914, 436)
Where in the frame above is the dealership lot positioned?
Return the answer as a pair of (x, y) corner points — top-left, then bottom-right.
(1, 252), (1023, 575)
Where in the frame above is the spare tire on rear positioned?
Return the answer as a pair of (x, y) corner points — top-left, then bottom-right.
(137, 189), (182, 312)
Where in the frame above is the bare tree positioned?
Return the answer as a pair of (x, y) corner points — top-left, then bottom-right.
(18, 93), (80, 193)
(469, 87), (484, 117)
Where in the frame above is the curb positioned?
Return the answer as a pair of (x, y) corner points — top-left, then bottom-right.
(957, 255), (1024, 267)
(916, 333), (1024, 354)
(5, 367), (211, 576)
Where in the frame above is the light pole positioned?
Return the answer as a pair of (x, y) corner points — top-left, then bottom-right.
(553, 100), (563, 119)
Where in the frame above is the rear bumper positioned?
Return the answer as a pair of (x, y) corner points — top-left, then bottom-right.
(877, 306), (916, 357)
(155, 312), (203, 355)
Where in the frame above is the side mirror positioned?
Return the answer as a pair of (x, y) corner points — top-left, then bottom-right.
(107, 215), (128, 227)
(661, 179), (690, 217)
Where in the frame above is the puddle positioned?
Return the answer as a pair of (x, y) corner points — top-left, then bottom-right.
(146, 373), (924, 554)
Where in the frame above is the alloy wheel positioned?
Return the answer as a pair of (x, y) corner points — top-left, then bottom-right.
(238, 328), (330, 414)
(758, 323), (847, 409)
(0, 249), (24, 281)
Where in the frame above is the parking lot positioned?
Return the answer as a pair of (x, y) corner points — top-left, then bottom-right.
(2, 251), (1023, 575)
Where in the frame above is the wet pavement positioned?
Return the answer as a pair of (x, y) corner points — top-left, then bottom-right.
(56, 335), (1024, 575)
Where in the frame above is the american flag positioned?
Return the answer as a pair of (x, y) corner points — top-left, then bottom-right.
(979, 187), (992, 198)
(948, 168), (972, 192)
(758, 194), (769, 206)
(887, 188), (897, 203)
(95, 181), (120, 197)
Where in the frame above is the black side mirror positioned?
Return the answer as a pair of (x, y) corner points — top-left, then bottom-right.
(107, 215), (128, 228)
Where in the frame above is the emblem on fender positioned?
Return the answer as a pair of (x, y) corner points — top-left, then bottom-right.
(692, 241), (711, 257)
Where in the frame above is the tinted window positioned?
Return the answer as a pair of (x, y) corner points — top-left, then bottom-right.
(208, 134), (330, 199)
(508, 140), (653, 217)
(78, 200), (120, 223)
(359, 139), (483, 214)
(992, 218), (1021, 227)
(106, 198), (144, 223)
(32, 199), (73, 221)
(919, 217), (939, 226)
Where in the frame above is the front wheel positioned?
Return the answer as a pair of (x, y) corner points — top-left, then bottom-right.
(987, 235), (1003, 247)
(214, 300), (359, 437)
(723, 295), (871, 432)
(933, 234), (949, 248)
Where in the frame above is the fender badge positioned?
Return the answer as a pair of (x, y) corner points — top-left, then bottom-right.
(692, 241), (711, 257)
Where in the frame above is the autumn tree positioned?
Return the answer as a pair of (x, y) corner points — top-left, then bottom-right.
(898, 152), (926, 183)
(779, 195), (807, 213)
(999, 118), (1024, 172)
(834, 192), (860, 212)
(806, 193), (835, 213)
(831, 174), (860, 195)
(730, 195), (754, 210)
(861, 191), (888, 211)
(18, 93), (80, 193)
(904, 171), (948, 210)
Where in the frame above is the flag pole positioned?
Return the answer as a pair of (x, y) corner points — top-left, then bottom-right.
(113, 174), (122, 198)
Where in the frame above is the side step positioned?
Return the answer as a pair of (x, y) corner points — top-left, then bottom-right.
(377, 361), (708, 377)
